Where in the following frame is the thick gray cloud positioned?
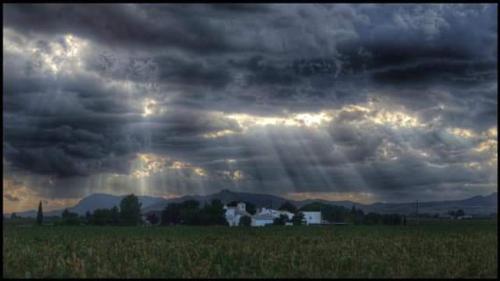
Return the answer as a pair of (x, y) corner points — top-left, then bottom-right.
(3, 4), (497, 204)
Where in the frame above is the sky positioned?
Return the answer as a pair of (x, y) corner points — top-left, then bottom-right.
(3, 4), (498, 213)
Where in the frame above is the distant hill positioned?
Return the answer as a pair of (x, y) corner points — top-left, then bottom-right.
(11, 194), (165, 218)
(8, 190), (497, 218)
(70, 193), (164, 214)
(142, 189), (289, 213)
(363, 192), (498, 216)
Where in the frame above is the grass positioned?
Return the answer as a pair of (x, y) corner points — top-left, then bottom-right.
(3, 220), (497, 278)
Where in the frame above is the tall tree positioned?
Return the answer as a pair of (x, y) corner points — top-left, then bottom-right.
(179, 200), (201, 225)
(273, 214), (289, 225)
(91, 209), (112, 225)
(110, 206), (120, 225)
(278, 201), (298, 214)
(348, 205), (357, 223)
(119, 194), (142, 225)
(36, 201), (43, 225)
(161, 203), (182, 225)
(203, 199), (227, 225)
(61, 209), (80, 225)
(292, 212), (305, 225)
(239, 215), (251, 226)
(146, 213), (159, 225)
(244, 201), (257, 215)
(226, 201), (239, 207)
(85, 211), (92, 224)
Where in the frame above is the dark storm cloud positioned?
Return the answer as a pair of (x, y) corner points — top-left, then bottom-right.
(154, 56), (233, 90)
(3, 4), (497, 203)
(4, 4), (231, 54)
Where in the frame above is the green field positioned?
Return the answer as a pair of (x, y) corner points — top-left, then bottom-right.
(3, 220), (497, 278)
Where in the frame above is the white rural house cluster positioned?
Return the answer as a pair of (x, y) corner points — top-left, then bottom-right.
(223, 202), (322, 227)
(223, 202), (251, 226)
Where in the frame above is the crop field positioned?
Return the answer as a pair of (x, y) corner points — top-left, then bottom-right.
(3, 220), (497, 278)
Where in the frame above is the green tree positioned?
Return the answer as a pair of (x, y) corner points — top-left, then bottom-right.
(353, 208), (365, 225)
(292, 212), (305, 225)
(146, 213), (159, 225)
(162, 199), (226, 226)
(91, 209), (112, 225)
(363, 213), (381, 225)
(226, 201), (238, 207)
(62, 209), (70, 218)
(161, 203), (182, 225)
(273, 214), (289, 225)
(10, 213), (17, 220)
(279, 201), (298, 214)
(348, 205), (357, 223)
(61, 209), (80, 225)
(179, 200), (200, 225)
(36, 201), (43, 225)
(85, 211), (92, 224)
(244, 201), (257, 215)
(110, 206), (120, 225)
(239, 215), (251, 226)
(381, 214), (402, 225)
(203, 199), (227, 225)
(119, 194), (142, 225)
(300, 202), (351, 223)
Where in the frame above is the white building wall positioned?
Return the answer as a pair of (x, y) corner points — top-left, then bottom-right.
(224, 208), (241, 226)
(302, 211), (321, 224)
(233, 214), (241, 226)
(281, 211), (294, 220)
(237, 202), (246, 212)
(251, 218), (274, 227)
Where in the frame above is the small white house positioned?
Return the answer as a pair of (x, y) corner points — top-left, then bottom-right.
(251, 214), (275, 226)
(302, 211), (322, 225)
(224, 202), (251, 226)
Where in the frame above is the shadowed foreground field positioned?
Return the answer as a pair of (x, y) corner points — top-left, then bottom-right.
(3, 220), (497, 278)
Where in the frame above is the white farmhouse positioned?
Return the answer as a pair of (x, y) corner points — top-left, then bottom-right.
(224, 202), (323, 227)
(302, 211), (322, 225)
(250, 207), (295, 226)
(257, 207), (294, 220)
(224, 202), (251, 226)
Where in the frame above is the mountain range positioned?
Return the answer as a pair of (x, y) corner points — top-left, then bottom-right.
(7, 189), (497, 218)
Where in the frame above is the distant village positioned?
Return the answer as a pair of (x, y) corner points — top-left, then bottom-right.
(223, 202), (321, 226)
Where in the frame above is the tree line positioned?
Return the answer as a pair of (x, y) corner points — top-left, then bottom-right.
(43, 194), (143, 226)
(159, 199), (227, 226)
(299, 202), (406, 225)
(26, 195), (409, 227)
